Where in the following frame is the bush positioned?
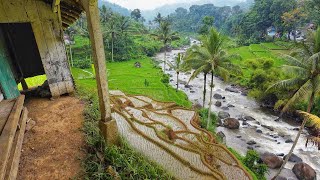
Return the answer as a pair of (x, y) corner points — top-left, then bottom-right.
(243, 150), (268, 180)
(198, 108), (217, 133)
(161, 74), (170, 84)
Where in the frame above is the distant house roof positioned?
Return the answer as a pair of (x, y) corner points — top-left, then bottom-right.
(43, 0), (85, 29)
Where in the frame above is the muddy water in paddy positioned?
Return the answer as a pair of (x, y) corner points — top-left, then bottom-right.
(155, 44), (320, 179)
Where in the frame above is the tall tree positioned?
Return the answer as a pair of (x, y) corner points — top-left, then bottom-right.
(152, 19), (179, 73)
(185, 28), (240, 127)
(131, 9), (142, 21)
(168, 53), (183, 91)
(153, 13), (163, 26)
(198, 16), (215, 35)
(282, 8), (306, 41)
(269, 28), (320, 179)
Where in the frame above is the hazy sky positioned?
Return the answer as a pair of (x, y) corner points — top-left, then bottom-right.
(106, 0), (198, 10)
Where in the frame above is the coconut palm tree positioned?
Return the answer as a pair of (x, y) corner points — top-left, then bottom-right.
(183, 47), (211, 108)
(270, 28), (320, 179)
(152, 20), (179, 73)
(168, 53), (183, 91)
(153, 13), (163, 27)
(185, 28), (241, 129)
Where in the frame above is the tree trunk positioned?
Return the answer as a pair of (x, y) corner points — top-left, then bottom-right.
(207, 72), (214, 129)
(176, 72), (179, 92)
(111, 33), (114, 62)
(203, 73), (207, 108)
(163, 50), (166, 73)
(272, 92), (315, 180)
(288, 30), (291, 40)
(69, 45), (73, 67)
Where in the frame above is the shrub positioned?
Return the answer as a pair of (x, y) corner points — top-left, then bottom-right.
(198, 108), (217, 133)
(161, 74), (170, 84)
(243, 150), (268, 180)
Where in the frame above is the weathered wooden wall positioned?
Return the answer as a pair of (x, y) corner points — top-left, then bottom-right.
(0, 0), (74, 97)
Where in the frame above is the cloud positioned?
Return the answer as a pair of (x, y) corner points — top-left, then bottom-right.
(106, 0), (191, 10)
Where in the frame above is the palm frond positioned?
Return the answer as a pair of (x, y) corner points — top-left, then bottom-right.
(282, 80), (313, 112)
(188, 65), (208, 83)
(266, 78), (305, 92)
(281, 65), (309, 77)
(282, 54), (308, 69)
(216, 66), (230, 81)
(298, 111), (320, 130)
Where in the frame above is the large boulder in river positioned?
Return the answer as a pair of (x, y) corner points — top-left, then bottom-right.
(260, 152), (283, 169)
(243, 116), (256, 121)
(223, 118), (240, 129)
(283, 153), (303, 163)
(218, 111), (230, 119)
(225, 87), (240, 93)
(213, 93), (223, 99)
(292, 163), (316, 180)
(275, 168), (299, 180)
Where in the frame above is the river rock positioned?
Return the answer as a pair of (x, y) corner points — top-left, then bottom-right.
(243, 116), (256, 121)
(256, 129), (263, 133)
(283, 154), (303, 163)
(247, 146), (254, 150)
(285, 139), (294, 143)
(192, 103), (203, 110)
(227, 104), (235, 108)
(292, 163), (316, 180)
(218, 111), (230, 119)
(247, 140), (256, 145)
(242, 121), (248, 126)
(215, 101), (222, 107)
(277, 153), (285, 156)
(217, 131), (226, 144)
(223, 118), (240, 129)
(184, 84), (192, 88)
(225, 87), (240, 93)
(261, 124), (274, 131)
(221, 106), (229, 111)
(275, 168), (299, 180)
(213, 94), (223, 99)
(260, 152), (283, 169)
(190, 90), (195, 93)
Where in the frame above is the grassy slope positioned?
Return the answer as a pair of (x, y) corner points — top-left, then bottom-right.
(227, 42), (290, 83)
(73, 58), (192, 108)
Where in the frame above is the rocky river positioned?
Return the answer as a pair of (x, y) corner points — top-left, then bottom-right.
(155, 43), (320, 179)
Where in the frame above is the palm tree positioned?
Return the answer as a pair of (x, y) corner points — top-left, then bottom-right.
(153, 13), (163, 27)
(270, 28), (320, 179)
(183, 48), (211, 108)
(185, 28), (240, 128)
(152, 20), (179, 73)
(168, 53), (183, 91)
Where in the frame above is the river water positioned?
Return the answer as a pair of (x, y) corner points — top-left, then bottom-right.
(155, 43), (320, 179)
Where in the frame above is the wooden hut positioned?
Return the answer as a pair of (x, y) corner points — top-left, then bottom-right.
(0, 0), (117, 179)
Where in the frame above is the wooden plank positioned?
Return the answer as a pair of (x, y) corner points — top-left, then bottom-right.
(0, 95), (25, 180)
(4, 108), (28, 180)
(0, 99), (15, 135)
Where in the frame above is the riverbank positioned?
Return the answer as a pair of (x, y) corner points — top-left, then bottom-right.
(155, 46), (320, 179)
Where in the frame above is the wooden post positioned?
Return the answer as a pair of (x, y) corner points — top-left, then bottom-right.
(82, 0), (118, 146)
(21, 79), (28, 91)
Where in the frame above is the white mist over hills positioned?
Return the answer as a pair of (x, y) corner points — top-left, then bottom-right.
(100, 0), (251, 21)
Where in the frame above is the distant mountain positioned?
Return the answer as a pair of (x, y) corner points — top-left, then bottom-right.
(141, 0), (248, 21)
(98, 0), (131, 16)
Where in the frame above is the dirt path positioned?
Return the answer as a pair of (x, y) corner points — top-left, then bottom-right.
(18, 96), (85, 180)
